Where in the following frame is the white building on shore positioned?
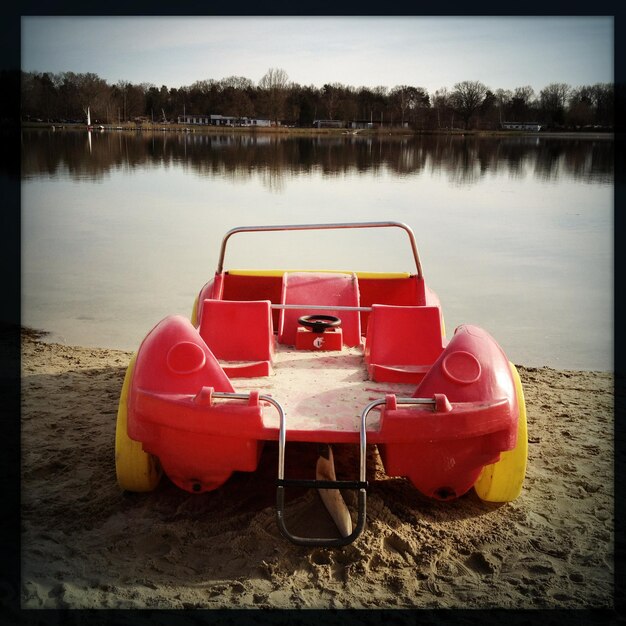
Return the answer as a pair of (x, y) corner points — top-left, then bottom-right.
(501, 121), (543, 131)
(177, 114), (272, 127)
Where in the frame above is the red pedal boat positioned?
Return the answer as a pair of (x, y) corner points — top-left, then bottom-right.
(115, 222), (528, 546)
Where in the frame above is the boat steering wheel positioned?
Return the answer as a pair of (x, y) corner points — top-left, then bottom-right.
(298, 315), (341, 334)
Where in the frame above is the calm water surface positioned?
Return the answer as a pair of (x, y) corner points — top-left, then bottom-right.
(21, 130), (613, 371)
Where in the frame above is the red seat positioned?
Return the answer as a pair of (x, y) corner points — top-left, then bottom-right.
(198, 299), (274, 377)
(278, 272), (362, 347)
(364, 304), (445, 383)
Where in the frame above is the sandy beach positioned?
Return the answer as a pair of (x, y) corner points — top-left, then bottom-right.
(19, 327), (614, 611)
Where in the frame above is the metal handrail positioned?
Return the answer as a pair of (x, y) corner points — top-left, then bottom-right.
(359, 396), (437, 483)
(216, 221), (423, 278)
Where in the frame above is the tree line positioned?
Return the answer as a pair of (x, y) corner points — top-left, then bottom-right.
(19, 67), (614, 130)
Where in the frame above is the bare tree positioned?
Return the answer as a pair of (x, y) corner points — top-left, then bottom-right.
(479, 90), (498, 128)
(513, 85), (535, 106)
(432, 87), (453, 129)
(370, 86), (389, 125)
(568, 83), (613, 127)
(322, 83), (341, 120)
(494, 89), (512, 124)
(126, 84), (147, 121)
(220, 75), (254, 91)
(218, 76), (255, 118)
(390, 85), (428, 126)
(539, 82), (570, 126)
(258, 68), (289, 124)
(66, 72), (110, 122)
(590, 83), (614, 126)
(508, 86), (536, 123)
(451, 80), (488, 129)
(187, 79), (219, 116)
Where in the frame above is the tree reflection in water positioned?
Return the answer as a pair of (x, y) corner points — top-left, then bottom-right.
(19, 130), (614, 189)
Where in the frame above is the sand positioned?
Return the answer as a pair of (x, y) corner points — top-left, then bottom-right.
(19, 328), (615, 611)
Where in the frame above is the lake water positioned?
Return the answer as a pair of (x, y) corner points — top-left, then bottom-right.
(20, 129), (613, 371)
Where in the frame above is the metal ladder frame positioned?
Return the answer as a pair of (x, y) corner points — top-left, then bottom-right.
(275, 395), (437, 547)
(212, 391), (437, 547)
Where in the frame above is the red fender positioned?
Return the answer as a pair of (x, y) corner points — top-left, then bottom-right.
(378, 325), (518, 500)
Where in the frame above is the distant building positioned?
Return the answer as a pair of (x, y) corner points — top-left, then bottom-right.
(210, 115), (232, 125)
(237, 117), (272, 127)
(177, 115), (212, 125)
(350, 120), (376, 129)
(501, 122), (542, 131)
(313, 119), (346, 129)
(177, 114), (272, 127)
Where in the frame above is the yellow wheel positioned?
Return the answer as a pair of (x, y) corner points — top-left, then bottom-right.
(115, 354), (162, 492)
(191, 293), (199, 327)
(474, 362), (528, 502)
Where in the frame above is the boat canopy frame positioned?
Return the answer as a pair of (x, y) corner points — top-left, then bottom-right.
(215, 221), (424, 279)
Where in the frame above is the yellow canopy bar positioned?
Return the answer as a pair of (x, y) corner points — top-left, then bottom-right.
(226, 269), (412, 280)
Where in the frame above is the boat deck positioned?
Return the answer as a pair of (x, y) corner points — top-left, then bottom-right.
(228, 344), (416, 442)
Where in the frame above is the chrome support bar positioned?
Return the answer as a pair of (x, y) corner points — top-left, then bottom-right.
(359, 397), (437, 483)
(211, 392), (286, 480)
(216, 221), (423, 278)
(271, 303), (372, 312)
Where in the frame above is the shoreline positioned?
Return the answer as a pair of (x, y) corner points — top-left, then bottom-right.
(19, 328), (615, 609)
(20, 121), (615, 140)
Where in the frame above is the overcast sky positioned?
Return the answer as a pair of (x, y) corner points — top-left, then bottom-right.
(21, 16), (614, 95)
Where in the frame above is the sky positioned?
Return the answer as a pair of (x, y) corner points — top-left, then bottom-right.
(21, 16), (614, 95)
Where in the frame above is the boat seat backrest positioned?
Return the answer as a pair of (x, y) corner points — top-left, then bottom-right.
(198, 299), (274, 362)
(278, 272), (362, 347)
(364, 304), (444, 372)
